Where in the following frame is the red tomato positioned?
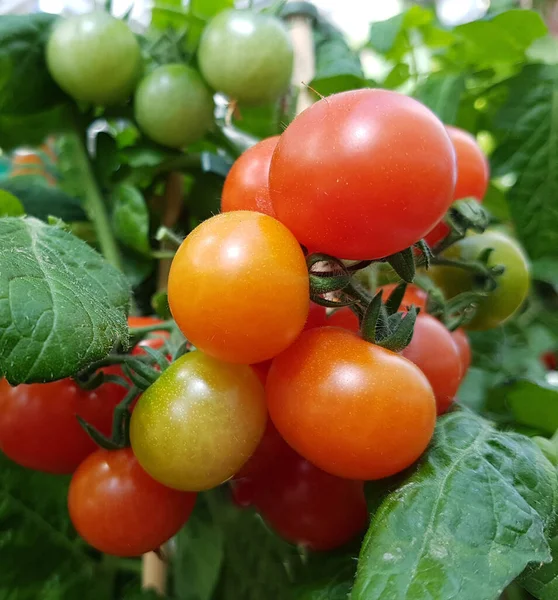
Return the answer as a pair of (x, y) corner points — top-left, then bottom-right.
(231, 451), (367, 551)
(378, 283), (428, 312)
(425, 126), (489, 248)
(168, 212), (309, 364)
(128, 316), (170, 356)
(327, 307), (360, 332)
(267, 327), (436, 480)
(0, 377), (125, 474)
(221, 136), (279, 216)
(401, 314), (462, 415)
(305, 301), (327, 330)
(269, 89), (456, 260)
(543, 352), (557, 371)
(68, 448), (196, 556)
(452, 328), (472, 376)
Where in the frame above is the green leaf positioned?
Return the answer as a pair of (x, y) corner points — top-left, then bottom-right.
(0, 217), (130, 384)
(352, 411), (558, 600)
(0, 13), (67, 115)
(453, 10), (547, 69)
(0, 190), (24, 217)
(414, 73), (466, 125)
(483, 182), (510, 222)
(0, 178), (87, 222)
(311, 21), (366, 96)
(111, 184), (151, 255)
(367, 12), (406, 56)
(383, 63), (411, 90)
(491, 64), (558, 260)
(291, 553), (356, 600)
(487, 379), (558, 436)
(0, 105), (69, 152)
(522, 531), (558, 599)
(174, 496), (224, 600)
(532, 257), (558, 286)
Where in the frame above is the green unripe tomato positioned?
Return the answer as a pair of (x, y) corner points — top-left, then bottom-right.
(430, 230), (530, 330)
(134, 64), (214, 149)
(46, 11), (141, 105)
(130, 351), (266, 492)
(198, 10), (293, 105)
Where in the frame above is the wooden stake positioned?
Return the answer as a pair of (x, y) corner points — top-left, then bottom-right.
(142, 549), (167, 596)
(285, 11), (317, 115)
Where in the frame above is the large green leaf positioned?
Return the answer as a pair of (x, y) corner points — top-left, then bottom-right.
(0, 217), (130, 384)
(522, 531), (558, 599)
(491, 64), (558, 260)
(0, 13), (66, 115)
(0, 190), (24, 217)
(352, 411), (557, 600)
(414, 73), (466, 125)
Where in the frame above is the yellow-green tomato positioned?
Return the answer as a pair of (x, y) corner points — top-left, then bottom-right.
(130, 351), (266, 491)
(430, 230), (530, 330)
(46, 11), (141, 105)
(134, 64), (214, 149)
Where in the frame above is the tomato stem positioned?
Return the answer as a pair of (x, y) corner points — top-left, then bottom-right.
(129, 319), (176, 336)
(68, 122), (124, 271)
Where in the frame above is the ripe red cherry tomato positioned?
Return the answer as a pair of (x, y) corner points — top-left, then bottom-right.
(327, 307), (360, 332)
(269, 89), (456, 260)
(401, 314), (462, 415)
(267, 327), (436, 480)
(0, 377), (125, 474)
(452, 328), (472, 376)
(231, 452), (367, 551)
(221, 136), (279, 216)
(305, 301), (327, 330)
(68, 448), (196, 556)
(168, 211), (309, 364)
(425, 126), (489, 248)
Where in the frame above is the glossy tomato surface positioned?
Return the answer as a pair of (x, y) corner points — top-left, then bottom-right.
(430, 230), (530, 330)
(267, 327), (436, 480)
(402, 314), (462, 415)
(130, 351), (267, 491)
(269, 89), (456, 260)
(168, 211), (309, 364)
(68, 448), (196, 556)
(452, 328), (472, 375)
(134, 64), (214, 149)
(425, 126), (490, 248)
(198, 10), (293, 104)
(0, 377), (125, 474)
(232, 452), (367, 550)
(46, 11), (141, 105)
(221, 136), (279, 216)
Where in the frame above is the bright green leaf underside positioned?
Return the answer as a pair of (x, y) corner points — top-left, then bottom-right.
(0, 217), (130, 383)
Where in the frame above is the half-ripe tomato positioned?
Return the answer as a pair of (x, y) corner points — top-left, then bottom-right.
(130, 351), (266, 491)
(452, 328), (472, 376)
(168, 211), (309, 364)
(430, 230), (530, 330)
(402, 314), (462, 415)
(221, 136), (279, 216)
(0, 377), (125, 474)
(231, 451), (367, 551)
(68, 448), (196, 556)
(267, 327), (436, 480)
(425, 126), (490, 248)
(269, 89), (456, 260)
(327, 307), (360, 332)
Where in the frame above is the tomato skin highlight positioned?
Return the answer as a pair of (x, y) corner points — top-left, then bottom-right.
(232, 452), (368, 551)
(402, 314), (462, 415)
(46, 11), (141, 105)
(0, 378), (125, 474)
(221, 136), (279, 216)
(425, 126), (489, 248)
(267, 327), (436, 480)
(452, 328), (472, 375)
(269, 89), (456, 260)
(68, 448), (196, 557)
(130, 351), (267, 491)
(168, 211), (309, 364)
(430, 230), (530, 330)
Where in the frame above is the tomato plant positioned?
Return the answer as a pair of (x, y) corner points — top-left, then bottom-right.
(198, 10), (293, 105)
(130, 351), (267, 491)
(46, 11), (141, 105)
(168, 211), (309, 364)
(221, 136), (279, 216)
(269, 89), (456, 259)
(267, 327), (436, 480)
(68, 448), (196, 556)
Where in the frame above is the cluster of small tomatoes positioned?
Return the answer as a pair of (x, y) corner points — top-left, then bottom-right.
(0, 86), (531, 557)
